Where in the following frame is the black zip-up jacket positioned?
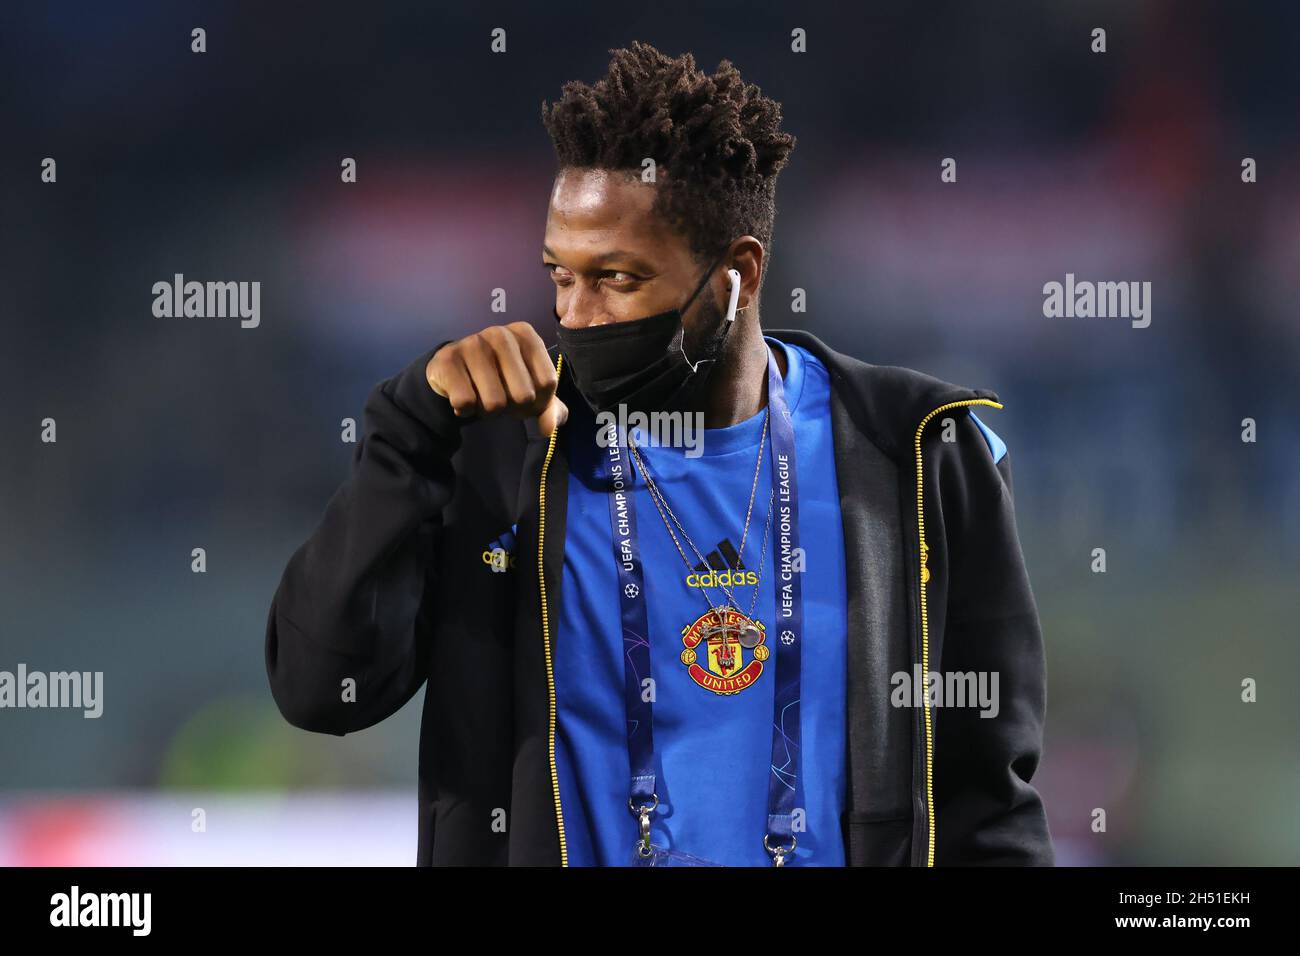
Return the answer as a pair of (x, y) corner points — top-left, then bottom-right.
(265, 329), (1054, 866)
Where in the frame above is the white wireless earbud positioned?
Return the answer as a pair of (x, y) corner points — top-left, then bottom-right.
(725, 268), (742, 322)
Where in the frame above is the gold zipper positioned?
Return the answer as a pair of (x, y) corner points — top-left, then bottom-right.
(537, 354), (568, 866)
(912, 398), (1003, 867)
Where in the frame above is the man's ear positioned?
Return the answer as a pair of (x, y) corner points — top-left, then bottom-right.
(728, 236), (765, 313)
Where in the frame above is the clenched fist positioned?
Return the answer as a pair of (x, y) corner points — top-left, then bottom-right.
(426, 322), (569, 437)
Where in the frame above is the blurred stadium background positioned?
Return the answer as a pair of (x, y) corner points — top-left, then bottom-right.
(1, 0), (1298, 865)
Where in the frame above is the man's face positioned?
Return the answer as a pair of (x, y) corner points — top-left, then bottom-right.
(543, 167), (724, 349)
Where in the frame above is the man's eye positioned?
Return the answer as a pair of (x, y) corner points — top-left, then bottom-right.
(545, 264), (572, 281)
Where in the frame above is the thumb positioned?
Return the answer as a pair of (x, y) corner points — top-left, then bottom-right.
(538, 393), (569, 439)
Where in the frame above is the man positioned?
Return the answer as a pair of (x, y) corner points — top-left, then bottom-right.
(265, 41), (1053, 866)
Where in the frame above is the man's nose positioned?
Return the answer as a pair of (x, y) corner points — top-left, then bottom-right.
(556, 288), (614, 329)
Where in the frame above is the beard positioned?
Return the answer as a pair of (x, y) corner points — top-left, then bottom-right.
(681, 289), (730, 371)
(674, 289), (744, 416)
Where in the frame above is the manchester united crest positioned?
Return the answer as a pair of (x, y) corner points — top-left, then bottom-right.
(679, 607), (769, 696)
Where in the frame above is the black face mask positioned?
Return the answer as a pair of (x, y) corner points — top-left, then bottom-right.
(553, 249), (734, 415)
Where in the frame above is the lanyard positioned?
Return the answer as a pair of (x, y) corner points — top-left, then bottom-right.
(601, 348), (803, 865)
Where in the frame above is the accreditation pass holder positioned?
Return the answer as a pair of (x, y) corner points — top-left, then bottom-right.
(600, 273), (805, 865)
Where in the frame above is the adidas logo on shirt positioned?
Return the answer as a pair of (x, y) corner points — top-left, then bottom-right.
(684, 539), (759, 589)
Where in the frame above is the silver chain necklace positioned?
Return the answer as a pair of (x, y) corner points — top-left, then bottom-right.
(626, 411), (775, 647)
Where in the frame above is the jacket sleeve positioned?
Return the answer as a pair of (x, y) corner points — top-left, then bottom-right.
(931, 414), (1054, 865)
(265, 344), (460, 736)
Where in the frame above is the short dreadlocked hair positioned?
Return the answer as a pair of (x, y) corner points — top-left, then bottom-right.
(541, 41), (796, 273)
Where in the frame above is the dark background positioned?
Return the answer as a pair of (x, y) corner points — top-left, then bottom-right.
(1, 0), (1298, 864)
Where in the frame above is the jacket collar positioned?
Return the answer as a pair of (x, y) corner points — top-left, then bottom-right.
(763, 329), (998, 462)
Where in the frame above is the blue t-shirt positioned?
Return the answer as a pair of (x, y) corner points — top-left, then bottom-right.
(554, 338), (848, 866)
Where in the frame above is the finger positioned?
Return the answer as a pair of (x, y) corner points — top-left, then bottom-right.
(429, 350), (478, 417)
(537, 393), (569, 439)
(460, 334), (508, 415)
(509, 322), (559, 399)
(483, 325), (540, 411)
